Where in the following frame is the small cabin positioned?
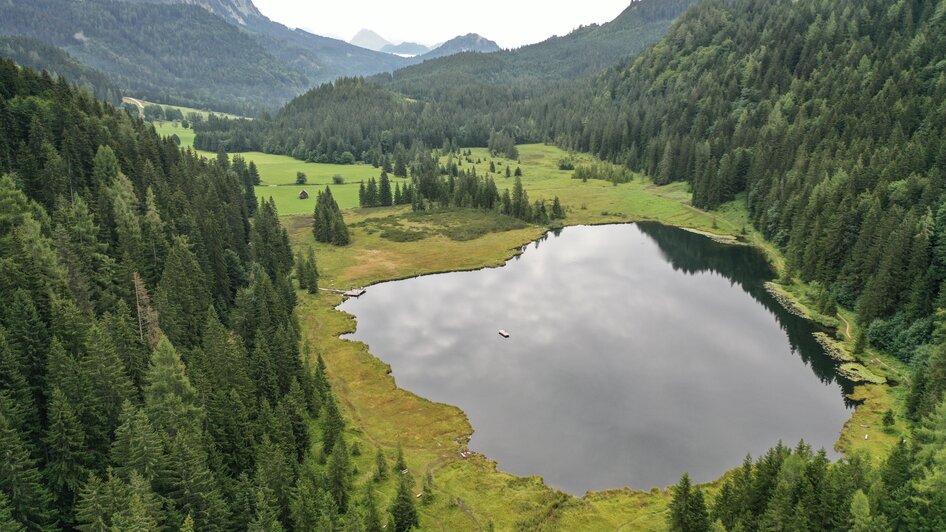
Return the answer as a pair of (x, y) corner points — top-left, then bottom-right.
(498, 330), (510, 338)
(298, 189), (309, 200)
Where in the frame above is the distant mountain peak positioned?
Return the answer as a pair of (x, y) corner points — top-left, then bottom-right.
(422, 33), (500, 60)
(351, 29), (392, 52)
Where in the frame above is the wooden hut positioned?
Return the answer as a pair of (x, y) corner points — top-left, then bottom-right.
(298, 189), (309, 200)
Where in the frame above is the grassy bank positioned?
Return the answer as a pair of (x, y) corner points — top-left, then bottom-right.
(287, 144), (864, 530)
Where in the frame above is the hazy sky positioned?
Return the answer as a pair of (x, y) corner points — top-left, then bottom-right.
(252, 0), (633, 49)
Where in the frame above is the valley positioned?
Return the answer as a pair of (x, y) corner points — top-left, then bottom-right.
(1, 0), (945, 530)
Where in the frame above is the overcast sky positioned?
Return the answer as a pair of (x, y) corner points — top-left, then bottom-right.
(252, 0), (633, 49)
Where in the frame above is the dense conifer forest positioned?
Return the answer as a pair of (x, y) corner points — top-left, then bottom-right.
(0, 59), (405, 530)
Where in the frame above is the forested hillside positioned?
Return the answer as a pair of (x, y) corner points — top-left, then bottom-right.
(545, 0), (946, 387)
(191, 0), (696, 154)
(0, 59), (383, 530)
(0, 37), (122, 105)
(0, 0), (411, 114)
(0, 0), (305, 114)
(381, 0), (696, 92)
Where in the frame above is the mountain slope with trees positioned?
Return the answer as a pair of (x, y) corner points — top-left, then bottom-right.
(544, 0), (946, 378)
(0, 0), (410, 114)
(0, 36), (122, 105)
(0, 58), (395, 530)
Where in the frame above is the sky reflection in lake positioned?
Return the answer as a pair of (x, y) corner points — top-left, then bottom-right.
(340, 223), (853, 494)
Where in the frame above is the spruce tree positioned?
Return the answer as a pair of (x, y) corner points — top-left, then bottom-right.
(304, 247), (319, 294)
(363, 485), (382, 532)
(390, 471), (418, 532)
(379, 173), (393, 206)
(144, 337), (204, 438)
(313, 187), (350, 246)
(0, 395), (56, 529)
(374, 448), (388, 482)
(327, 437), (352, 513)
(44, 388), (90, 525)
(110, 401), (165, 483)
(0, 492), (24, 532)
(669, 472), (710, 532)
(154, 237), (211, 349)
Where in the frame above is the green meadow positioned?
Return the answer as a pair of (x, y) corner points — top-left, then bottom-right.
(152, 121), (388, 212)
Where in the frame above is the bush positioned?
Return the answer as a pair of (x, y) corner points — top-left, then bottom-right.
(296, 171), (307, 185)
(332, 174), (345, 184)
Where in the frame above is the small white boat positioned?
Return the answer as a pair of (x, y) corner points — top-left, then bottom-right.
(498, 330), (510, 338)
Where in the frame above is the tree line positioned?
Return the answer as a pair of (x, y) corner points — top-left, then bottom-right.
(0, 59), (423, 531)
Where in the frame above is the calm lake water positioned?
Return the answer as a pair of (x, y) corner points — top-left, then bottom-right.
(340, 223), (854, 494)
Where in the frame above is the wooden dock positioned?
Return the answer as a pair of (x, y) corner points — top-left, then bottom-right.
(319, 287), (367, 298)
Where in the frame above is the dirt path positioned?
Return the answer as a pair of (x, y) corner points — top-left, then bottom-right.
(121, 96), (145, 118)
(836, 313), (909, 385)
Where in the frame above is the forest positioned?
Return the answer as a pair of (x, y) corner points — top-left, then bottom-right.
(0, 0), (307, 115)
(0, 59), (415, 530)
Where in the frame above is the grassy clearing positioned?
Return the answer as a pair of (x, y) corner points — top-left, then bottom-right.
(151, 121), (392, 212)
(134, 98), (244, 120)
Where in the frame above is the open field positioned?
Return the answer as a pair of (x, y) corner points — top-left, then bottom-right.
(152, 121), (390, 212)
(280, 143), (907, 529)
(133, 98), (244, 120)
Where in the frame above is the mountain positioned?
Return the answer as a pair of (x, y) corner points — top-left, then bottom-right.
(420, 33), (500, 60)
(381, 42), (432, 57)
(382, 0), (697, 93)
(191, 0), (698, 154)
(350, 28), (393, 51)
(121, 0), (263, 24)
(0, 0), (409, 114)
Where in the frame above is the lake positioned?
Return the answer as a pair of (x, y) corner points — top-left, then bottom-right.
(339, 223), (854, 494)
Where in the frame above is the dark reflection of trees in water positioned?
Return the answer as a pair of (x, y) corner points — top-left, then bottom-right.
(635, 222), (856, 402)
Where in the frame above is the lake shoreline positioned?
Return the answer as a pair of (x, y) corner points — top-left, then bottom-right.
(285, 147), (908, 529)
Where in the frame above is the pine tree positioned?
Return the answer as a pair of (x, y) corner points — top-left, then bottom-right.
(0, 395), (56, 529)
(363, 485), (383, 532)
(154, 237), (211, 348)
(304, 247), (319, 294)
(379, 173), (393, 206)
(669, 472), (710, 532)
(110, 401), (165, 483)
(144, 336), (204, 438)
(374, 448), (388, 482)
(327, 437), (352, 513)
(390, 471), (418, 532)
(44, 388), (90, 525)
